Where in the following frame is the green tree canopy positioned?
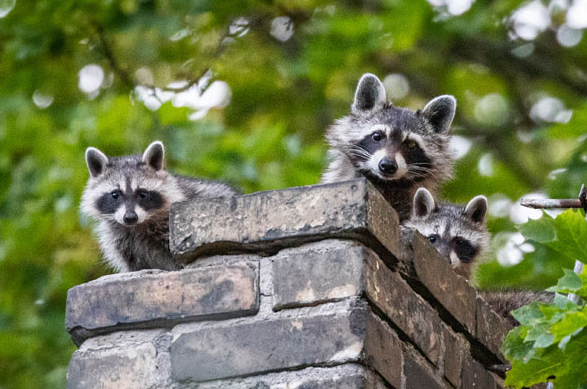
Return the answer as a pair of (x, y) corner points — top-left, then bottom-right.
(1, 0), (587, 387)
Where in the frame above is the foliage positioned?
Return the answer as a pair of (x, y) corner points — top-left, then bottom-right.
(502, 210), (587, 388)
(1, 0), (587, 388)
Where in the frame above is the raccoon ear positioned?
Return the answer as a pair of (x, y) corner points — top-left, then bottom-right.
(413, 188), (436, 219)
(352, 73), (387, 113)
(85, 147), (109, 178)
(142, 141), (166, 171)
(465, 195), (488, 223)
(422, 95), (456, 134)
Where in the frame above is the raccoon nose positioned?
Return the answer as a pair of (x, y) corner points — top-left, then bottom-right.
(123, 211), (138, 225)
(378, 158), (398, 175)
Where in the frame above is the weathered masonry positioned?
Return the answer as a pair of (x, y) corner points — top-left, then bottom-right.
(65, 179), (511, 389)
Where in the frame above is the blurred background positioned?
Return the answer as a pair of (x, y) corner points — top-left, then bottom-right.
(1, 0), (587, 387)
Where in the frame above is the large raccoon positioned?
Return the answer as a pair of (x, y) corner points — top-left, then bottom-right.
(322, 73), (456, 220)
(80, 141), (238, 272)
(405, 187), (553, 325)
(404, 187), (489, 279)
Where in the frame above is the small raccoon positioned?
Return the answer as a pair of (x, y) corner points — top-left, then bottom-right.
(322, 73), (456, 220)
(404, 187), (489, 278)
(80, 141), (238, 272)
(405, 188), (553, 325)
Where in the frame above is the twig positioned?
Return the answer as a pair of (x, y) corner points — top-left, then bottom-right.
(94, 23), (135, 89)
(520, 198), (583, 209)
(92, 18), (240, 94)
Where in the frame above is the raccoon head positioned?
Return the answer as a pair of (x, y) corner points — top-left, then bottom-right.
(81, 141), (178, 227)
(330, 73), (456, 184)
(405, 188), (489, 275)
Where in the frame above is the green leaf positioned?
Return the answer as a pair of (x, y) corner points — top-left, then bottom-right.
(512, 302), (544, 326)
(548, 270), (583, 293)
(551, 311), (587, 341)
(518, 213), (556, 243)
(554, 293), (578, 310)
(534, 333), (555, 348)
(559, 334), (572, 350)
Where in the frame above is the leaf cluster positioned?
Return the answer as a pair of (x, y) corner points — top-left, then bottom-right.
(502, 210), (587, 389)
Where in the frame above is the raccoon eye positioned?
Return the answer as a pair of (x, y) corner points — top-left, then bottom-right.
(407, 140), (417, 149)
(137, 190), (148, 199)
(454, 237), (465, 246)
(371, 131), (384, 142)
(428, 235), (439, 243)
(110, 190), (120, 200)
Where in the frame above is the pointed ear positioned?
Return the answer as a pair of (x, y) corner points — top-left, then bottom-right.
(413, 188), (436, 219)
(142, 141), (165, 171)
(352, 73), (387, 113)
(465, 195), (488, 223)
(85, 147), (109, 178)
(421, 95), (456, 134)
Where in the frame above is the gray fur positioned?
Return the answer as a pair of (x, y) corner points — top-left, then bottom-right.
(406, 188), (554, 326)
(404, 188), (489, 279)
(352, 73), (387, 113)
(421, 95), (457, 134)
(81, 141), (238, 272)
(322, 73), (455, 221)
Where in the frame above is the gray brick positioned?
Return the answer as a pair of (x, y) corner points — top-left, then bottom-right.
(475, 296), (510, 363)
(170, 179), (399, 267)
(494, 374), (506, 389)
(171, 303), (365, 382)
(404, 352), (445, 389)
(272, 240), (364, 309)
(170, 301), (402, 386)
(442, 325), (464, 388)
(66, 262), (259, 345)
(363, 310), (403, 387)
(363, 249), (441, 365)
(462, 356), (495, 389)
(401, 229), (477, 334)
(170, 364), (388, 389)
(66, 330), (166, 389)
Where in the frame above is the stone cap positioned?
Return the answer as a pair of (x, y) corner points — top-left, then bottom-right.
(169, 179), (400, 267)
(65, 261), (259, 346)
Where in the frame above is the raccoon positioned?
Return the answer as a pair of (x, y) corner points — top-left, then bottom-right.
(80, 141), (238, 272)
(405, 187), (553, 325)
(404, 187), (489, 279)
(322, 73), (456, 220)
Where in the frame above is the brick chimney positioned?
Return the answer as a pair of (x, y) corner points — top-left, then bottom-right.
(65, 178), (510, 389)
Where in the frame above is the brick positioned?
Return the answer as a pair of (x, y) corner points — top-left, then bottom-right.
(170, 301), (402, 386)
(171, 303), (363, 382)
(363, 311), (403, 388)
(363, 249), (441, 365)
(401, 229), (477, 334)
(170, 178), (400, 267)
(172, 364), (388, 389)
(442, 325), (464, 388)
(66, 330), (166, 389)
(404, 352), (445, 389)
(462, 356), (495, 389)
(66, 262), (259, 345)
(494, 373), (506, 389)
(475, 296), (511, 363)
(272, 240), (364, 309)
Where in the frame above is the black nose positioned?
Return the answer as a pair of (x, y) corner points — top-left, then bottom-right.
(378, 158), (398, 175)
(123, 211), (138, 225)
